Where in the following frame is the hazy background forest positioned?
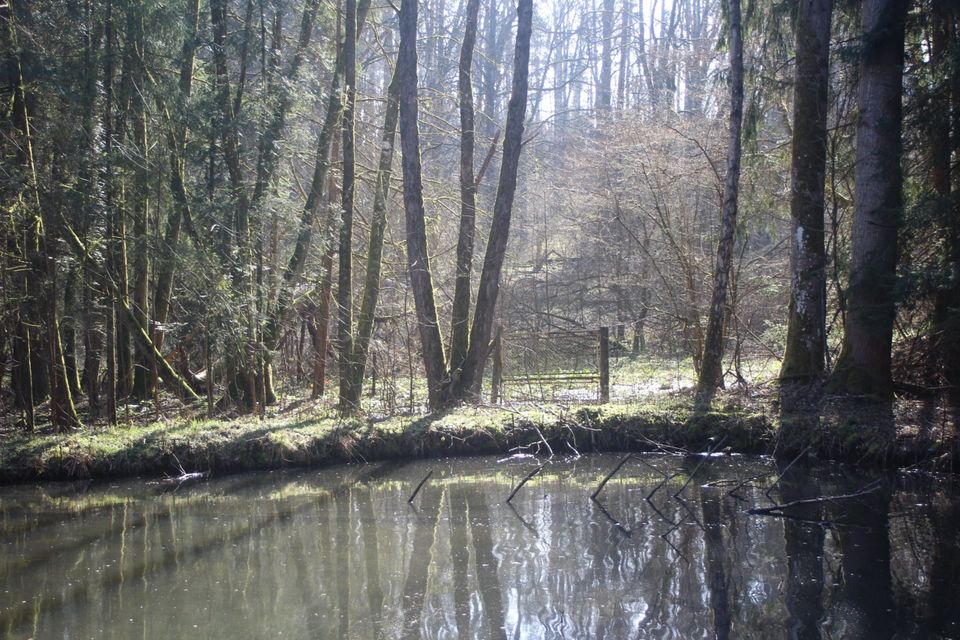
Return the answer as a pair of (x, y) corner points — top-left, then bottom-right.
(1, 0), (956, 444)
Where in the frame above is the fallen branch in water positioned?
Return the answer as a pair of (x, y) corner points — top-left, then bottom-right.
(506, 502), (540, 538)
(673, 434), (728, 499)
(158, 453), (208, 485)
(747, 482), (881, 516)
(506, 465), (542, 503)
(591, 498), (632, 536)
(591, 454), (633, 500)
(408, 470), (433, 504)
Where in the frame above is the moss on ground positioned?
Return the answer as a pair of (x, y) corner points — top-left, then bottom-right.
(0, 394), (778, 483)
(2, 388), (954, 484)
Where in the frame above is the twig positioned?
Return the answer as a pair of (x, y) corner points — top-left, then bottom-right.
(591, 498), (632, 536)
(672, 435), (728, 498)
(635, 434), (689, 454)
(647, 471), (682, 501)
(532, 423), (554, 457)
(591, 454), (633, 500)
(764, 445), (812, 503)
(407, 470), (433, 504)
(659, 522), (689, 562)
(673, 494), (705, 531)
(506, 465), (542, 503)
(171, 452), (187, 476)
(506, 502), (540, 538)
(747, 483), (881, 516)
(474, 130), (501, 187)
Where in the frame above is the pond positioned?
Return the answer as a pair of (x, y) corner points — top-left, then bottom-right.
(1, 454), (958, 639)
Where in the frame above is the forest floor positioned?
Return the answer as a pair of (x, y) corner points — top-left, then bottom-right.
(1, 381), (956, 483)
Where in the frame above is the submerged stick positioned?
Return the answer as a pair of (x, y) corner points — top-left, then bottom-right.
(591, 454), (633, 500)
(506, 465), (542, 503)
(592, 498), (632, 537)
(672, 434), (728, 498)
(407, 470), (433, 503)
(506, 502), (540, 538)
(748, 484), (880, 516)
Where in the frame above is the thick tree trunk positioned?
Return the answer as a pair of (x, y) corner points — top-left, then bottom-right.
(398, 0), (450, 408)
(778, 0), (832, 443)
(449, 0), (482, 379)
(694, 0), (744, 409)
(780, 0), (831, 385)
(453, 0), (533, 399)
(828, 0), (907, 400)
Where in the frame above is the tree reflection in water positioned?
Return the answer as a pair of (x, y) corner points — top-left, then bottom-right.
(0, 454), (957, 639)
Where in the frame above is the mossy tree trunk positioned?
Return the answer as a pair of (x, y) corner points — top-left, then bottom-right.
(336, 0), (358, 413)
(780, 0), (832, 386)
(339, 63), (402, 412)
(828, 0), (907, 400)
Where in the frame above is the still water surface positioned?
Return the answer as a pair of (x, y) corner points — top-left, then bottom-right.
(1, 454), (958, 639)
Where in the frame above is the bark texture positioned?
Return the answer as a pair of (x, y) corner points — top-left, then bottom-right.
(828, 0), (907, 399)
(694, 0), (743, 409)
(780, 0), (832, 384)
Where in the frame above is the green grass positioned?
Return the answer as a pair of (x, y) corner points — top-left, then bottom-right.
(0, 392), (778, 483)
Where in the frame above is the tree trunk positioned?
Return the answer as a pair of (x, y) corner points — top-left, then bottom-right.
(152, 0), (200, 360)
(59, 217), (202, 403)
(336, 0), (358, 413)
(598, 0), (614, 111)
(930, 0), (960, 420)
(449, 0), (482, 379)
(307, 252), (335, 399)
(398, 0), (450, 407)
(779, 0), (832, 398)
(694, 0), (744, 409)
(616, 0), (631, 110)
(127, 1), (153, 400)
(780, 0), (831, 383)
(210, 0), (258, 411)
(453, 0), (533, 399)
(261, 0), (372, 355)
(828, 0), (907, 400)
(341, 62), (402, 411)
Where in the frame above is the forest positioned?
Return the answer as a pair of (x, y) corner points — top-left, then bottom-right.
(1, 0), (957, 463)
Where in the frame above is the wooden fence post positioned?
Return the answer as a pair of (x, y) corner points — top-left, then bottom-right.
(598, 326), (610, 403)
(491, 324), (503, 404)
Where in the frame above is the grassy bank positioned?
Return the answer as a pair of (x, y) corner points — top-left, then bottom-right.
(0, 395), (776, 483)
(3, 388), (956, 483)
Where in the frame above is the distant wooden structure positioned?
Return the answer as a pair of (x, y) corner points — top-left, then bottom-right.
(489, 326), (611, 403)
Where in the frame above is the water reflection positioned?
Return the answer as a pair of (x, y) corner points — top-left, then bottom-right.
(1, 455), (958, 639)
